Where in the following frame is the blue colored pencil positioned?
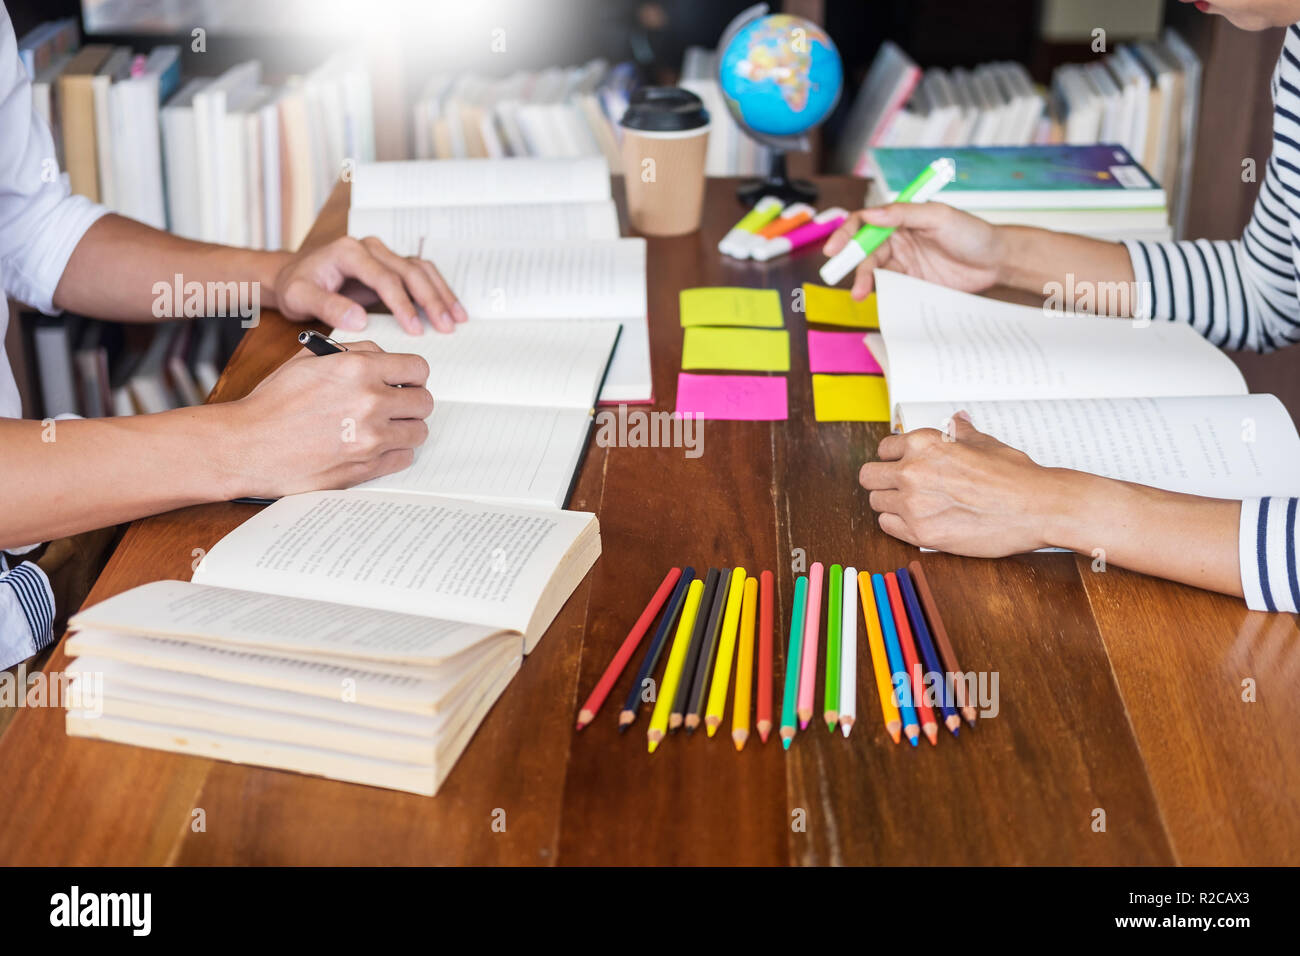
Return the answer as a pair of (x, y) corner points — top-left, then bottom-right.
(872, 573), (920, 747)
(618, 567), (695, 732)
(780, 575), (809, 750)
(898, 567), (960, 737)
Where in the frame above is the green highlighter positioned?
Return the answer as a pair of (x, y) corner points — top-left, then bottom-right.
(819, 157), (956, 286)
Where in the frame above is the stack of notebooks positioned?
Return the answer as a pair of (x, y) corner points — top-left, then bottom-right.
(862, 144), (1170, 242)
(348, 156), (653, 405)
(865, 270), (1300, 501)
(834, 29), (1199, 237)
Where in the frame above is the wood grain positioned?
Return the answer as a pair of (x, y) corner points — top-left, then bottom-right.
(0, 176), (1295, 865)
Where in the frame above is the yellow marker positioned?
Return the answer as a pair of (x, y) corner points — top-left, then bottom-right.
(704, 568), (747, 736)
(731, 577), (759, 751)
(858, 572), (902, 744)
(647, 579), (704, 753)
(718, 196), (784, 258)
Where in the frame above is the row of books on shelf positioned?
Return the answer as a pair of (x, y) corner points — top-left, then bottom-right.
(837, 28), (1200, 238)
(19, 18), (375, 253)
(18, 314), (241, 421)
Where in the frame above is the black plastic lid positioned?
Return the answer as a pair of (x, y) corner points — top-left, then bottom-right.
(620, 86), (710, 132)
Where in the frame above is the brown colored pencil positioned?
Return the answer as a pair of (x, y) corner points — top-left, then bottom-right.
(909, 560), (976, 726)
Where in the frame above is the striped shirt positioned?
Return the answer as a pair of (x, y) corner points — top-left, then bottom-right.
(1123, 24), (1300, 613)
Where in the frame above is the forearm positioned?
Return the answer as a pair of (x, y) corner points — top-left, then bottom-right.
(0, 409), (244, 550)
(1043, 469), (1243, 598)
(995, 225), (1137, 310)
(52, 214), (293, 321)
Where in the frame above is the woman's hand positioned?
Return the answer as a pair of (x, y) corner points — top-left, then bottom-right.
(859, 412), (1076, 557)
(220, 341), (434, 498)
(823, 202), (1006, 300)
(272, 235), (468, 335)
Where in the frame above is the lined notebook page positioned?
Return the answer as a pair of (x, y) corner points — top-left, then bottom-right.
(350, 156), (611, 208)
(333, 317), (620, 408)
(356, 402), (592, 508)
(347, 201), (619, 249)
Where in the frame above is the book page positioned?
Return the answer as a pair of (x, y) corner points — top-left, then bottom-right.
(350, 156), (611, 208)
(355, 401), (593, 508)
(896, 393), (1300, 499)
(875, 270), (1248, 421)
(70, 579), (508, 665)
(347, 200), (619, 249)
(332, 317), (619, 408)
(193, 490), (595, 635)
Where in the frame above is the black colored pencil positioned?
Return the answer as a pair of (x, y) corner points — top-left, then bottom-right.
(685, 568), (732, 732)
(618, 567), (695, 732)
(670, 568), (719, 732)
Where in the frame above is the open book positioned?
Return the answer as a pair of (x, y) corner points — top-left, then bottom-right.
(333, 318), (620, 509)
(64, 489), (600, 795)
(871, 270), (1300, 499)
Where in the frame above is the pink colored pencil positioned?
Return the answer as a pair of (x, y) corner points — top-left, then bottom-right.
(796, 562), (824, 728)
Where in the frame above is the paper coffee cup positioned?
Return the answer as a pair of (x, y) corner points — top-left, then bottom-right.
(620, 87), (710, 237)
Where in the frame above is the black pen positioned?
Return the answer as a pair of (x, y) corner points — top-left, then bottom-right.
(298, 329), (347, 355)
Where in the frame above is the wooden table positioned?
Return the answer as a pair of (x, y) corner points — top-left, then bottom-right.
(1, 177), (1297, 866)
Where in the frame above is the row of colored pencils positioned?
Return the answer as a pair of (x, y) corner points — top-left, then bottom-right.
(574, 560), (976, 752)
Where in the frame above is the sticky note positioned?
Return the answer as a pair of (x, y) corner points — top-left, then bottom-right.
(811, 374), (890, 422)
(676, 373), (788, 421)
(682, 327), (790, 372)
(807, 330), (882, 374)
(803, 283), (879, 329)
(680, 287), (784, 328)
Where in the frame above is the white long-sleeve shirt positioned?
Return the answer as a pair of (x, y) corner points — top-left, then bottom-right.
(0, 4), (108, 667)
(1123, 23), (1300, 613)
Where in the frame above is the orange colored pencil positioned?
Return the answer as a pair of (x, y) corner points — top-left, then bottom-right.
(884, 572), (938, 746)
(756, 570), (775, 743)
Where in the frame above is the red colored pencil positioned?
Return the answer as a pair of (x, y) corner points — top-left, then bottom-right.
(756, 570), (775, 743)
(884, 571), (938, 746)
(576, 568), (682, 730)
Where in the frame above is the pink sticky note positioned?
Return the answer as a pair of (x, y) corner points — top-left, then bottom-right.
(675, 373), (788, 421)
(806, 329), (882, 374)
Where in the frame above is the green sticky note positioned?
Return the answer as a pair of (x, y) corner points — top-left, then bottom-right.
(811, 374), (890, 422)
(682, 327), (790, 372)
(680, 287), (784, 328)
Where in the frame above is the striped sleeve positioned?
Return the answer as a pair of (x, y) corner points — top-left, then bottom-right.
(0, 558), (55, 669)
(1239, 498), (1300, 612)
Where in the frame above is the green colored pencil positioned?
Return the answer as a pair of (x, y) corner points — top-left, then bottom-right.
(825, 564), (843, 731)
(780, 575), (808, 750)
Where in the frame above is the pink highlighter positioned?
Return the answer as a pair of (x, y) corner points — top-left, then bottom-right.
(750, 207), (848, 263)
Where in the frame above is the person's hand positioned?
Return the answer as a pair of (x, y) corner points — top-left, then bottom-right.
(822, 202), (1006, 300)
(222, 341), (434, 497)
(859, 412), (1075, 557)
(272, 236), (468, 335)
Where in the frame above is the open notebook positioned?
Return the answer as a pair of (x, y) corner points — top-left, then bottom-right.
(64, 489), (600, 795)
(333, 318), (619, 509)
(869, 270), (1300, 499)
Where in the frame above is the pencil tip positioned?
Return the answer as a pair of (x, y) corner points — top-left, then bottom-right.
(889, 728), (901, 744)
(924, 725), (938, 745)
(782, 737), (791, 751)
(706, 725), (717, 738)
(840, 724), (850, 738)
(908, 736), (918, 747)
(647, 740), (658, 754)
(799, 719), (808, 730)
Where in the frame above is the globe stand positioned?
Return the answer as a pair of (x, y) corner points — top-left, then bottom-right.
(736, 151), (817, 206)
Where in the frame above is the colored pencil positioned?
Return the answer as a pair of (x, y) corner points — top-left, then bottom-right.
(858, 572), (902, 743)
(823, 564), (843, 731)
(780, 575), (808, 750)
(685, 568), (732, 732)
(839, 567), (858, 737)
(872, 573), (918, 746)
(898, 567), (960, 737)
(756, 570), (776, 743)
(647, 578), (705, 753)
(577, 567), (682, 730)
(909, 560), (976, 726)
(885, 571), (938, 746)
(705, 568), (747, 736)
(671, 568), (718, 732)
(797, 562), (824, 729)
(619, 567), (695, 732)
(731, 577), (759, 750)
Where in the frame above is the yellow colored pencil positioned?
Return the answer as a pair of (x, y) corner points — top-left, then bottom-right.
(705, 568), (747, 737)
(648, 579), (705, 753)
(858, 571), (902, 743)
(731, 577), (759, 751)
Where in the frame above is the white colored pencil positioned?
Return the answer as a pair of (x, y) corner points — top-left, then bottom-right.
(840, 568), (858, 737)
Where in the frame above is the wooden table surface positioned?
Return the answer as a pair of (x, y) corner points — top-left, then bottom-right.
(1, 176), (1297, 866)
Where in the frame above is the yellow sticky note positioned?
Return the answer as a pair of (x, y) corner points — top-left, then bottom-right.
(680, 287), (785, 328)
(811, 374), (890, 422)
(682, 327), (790, 372)
(803, 283), (879, 329)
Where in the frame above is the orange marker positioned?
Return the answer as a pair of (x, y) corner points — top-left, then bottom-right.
(755, 202), (814, 239)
